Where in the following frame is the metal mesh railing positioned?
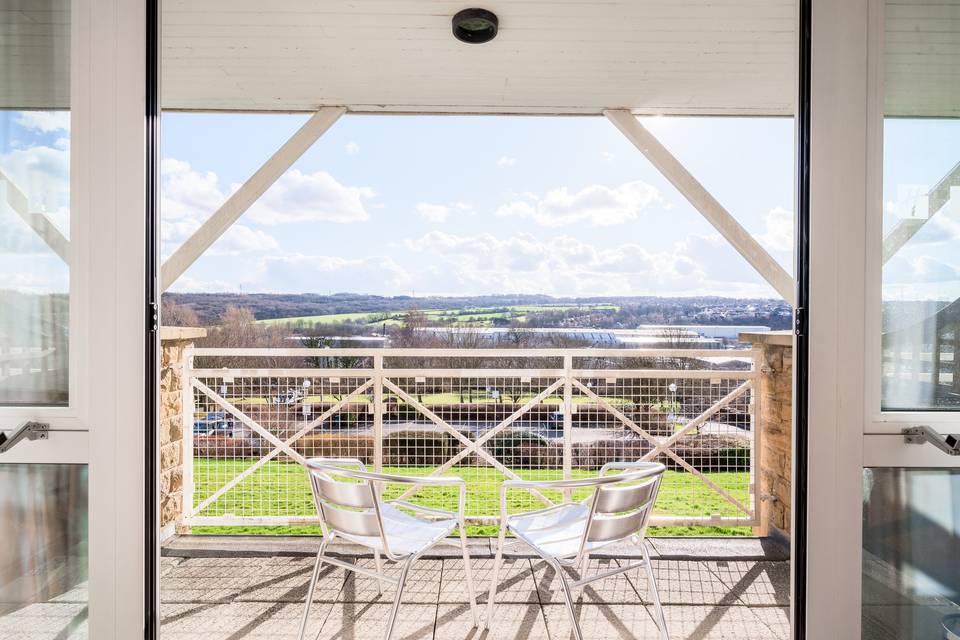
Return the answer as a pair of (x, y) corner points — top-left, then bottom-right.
(180, 348), (760, 533)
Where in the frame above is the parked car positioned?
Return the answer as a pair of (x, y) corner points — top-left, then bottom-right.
(272, 388), (305, 405)
(193, 411), (235, 436)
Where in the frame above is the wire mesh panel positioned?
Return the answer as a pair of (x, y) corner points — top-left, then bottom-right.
(179, 348), (760, 535)
(568, 371), (755, 533)
(188, 371), (375, 532)
(381, 374), (566, 534)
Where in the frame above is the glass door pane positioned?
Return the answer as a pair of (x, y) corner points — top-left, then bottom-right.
(0, 0), (71, 407)
(862, 468), (960, 639)
(1, 1), (87, 638)
(0, 464), (87, 639)
(879, 0), (960, 411)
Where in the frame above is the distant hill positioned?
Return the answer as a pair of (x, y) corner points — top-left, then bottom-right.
(163, 292), (792, 330)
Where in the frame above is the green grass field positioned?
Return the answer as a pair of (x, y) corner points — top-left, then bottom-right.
(255, 303), (619, 329)
(191, 459), (751, 537)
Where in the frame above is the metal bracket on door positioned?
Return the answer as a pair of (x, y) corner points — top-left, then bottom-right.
(0, 421), (50, 454)
(902, 425), (960, 456)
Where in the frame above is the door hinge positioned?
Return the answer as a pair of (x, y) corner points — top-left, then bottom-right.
(148, 301), (159, 333)
(794, 306), (807, 338)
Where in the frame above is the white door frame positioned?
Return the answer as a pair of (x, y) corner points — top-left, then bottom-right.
(808, 0), (960, 636)
(82, 0), (148, 634)
(806, 0), (870, 637)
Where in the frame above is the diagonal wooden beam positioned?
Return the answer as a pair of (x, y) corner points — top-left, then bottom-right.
(193, 379), (307, 464)
(382, 378), (556, 508)
(572, 378), (750, 516)
(0, 168), (70, 264)
(604, 110), (795, 306)
(390, 379), (564, 503)
(882, 160), (960, 264)
(160, 107), (345, 291)
(646, 380), (753, 460)
(190, 378), (373, 517)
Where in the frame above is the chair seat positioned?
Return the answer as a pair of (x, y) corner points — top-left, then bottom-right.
(507, 503), (609, 559)
(339, 503), (458, 557)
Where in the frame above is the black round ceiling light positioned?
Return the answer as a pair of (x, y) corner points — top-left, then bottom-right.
(452, 8), (499, 44)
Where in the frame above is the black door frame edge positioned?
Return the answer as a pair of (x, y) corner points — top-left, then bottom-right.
(145, 0), (161, 636)
(793, 0), (812, 638)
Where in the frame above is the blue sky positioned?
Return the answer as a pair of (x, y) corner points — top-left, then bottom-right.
(3, 110), (958, 301)
(158, 113), (796, 299)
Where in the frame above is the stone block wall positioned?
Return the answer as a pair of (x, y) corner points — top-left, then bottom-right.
(741, 331), (793, 537)
(159, 327), (205, 538)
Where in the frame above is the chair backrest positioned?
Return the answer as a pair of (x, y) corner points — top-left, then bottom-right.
(306, 459), (383, 539)
(583, 463), (664, 546)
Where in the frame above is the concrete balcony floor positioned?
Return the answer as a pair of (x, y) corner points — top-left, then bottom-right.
(157, 536), (791, 640)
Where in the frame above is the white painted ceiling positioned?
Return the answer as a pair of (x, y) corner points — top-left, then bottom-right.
(2, 0), (959, 117)
(160, 0), (798, 115)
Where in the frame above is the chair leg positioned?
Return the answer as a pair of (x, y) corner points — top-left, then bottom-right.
(458, 524), (479, 627)
(483, 525), (507, 631)
(298, 538), (328, 640)
(383, 556), (412, 640)
(641, 543), (668, 640)
(374, 550), (384, 596)
(552, 559), (584, 640)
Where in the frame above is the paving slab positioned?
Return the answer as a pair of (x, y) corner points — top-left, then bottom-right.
(317, 603), (436, 640)
(153, 550), (793, 639)
(437, 603), (549, 640)
(0, 602), (88, 640)
(160, 601), (330, 640)
(529, 558), (643, 605)
(647, 538), (789, 562)
(643, 605), (785, 640)
(163, 535), (788, 562)
(337, 558), (442, 604)
(163, 535), (492, 559)
(630, 561), (739, 606)
(441, 557), (539, 604)
(540, 602), (661, 640)
(234, 557), (346, 604)
(704, 561), (791, 607)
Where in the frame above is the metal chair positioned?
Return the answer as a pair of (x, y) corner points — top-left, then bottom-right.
(298, 458), (478, 640)
(484, 461), (668, 640)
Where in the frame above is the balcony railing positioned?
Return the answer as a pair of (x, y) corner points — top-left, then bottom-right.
(177, 347), (762, 533)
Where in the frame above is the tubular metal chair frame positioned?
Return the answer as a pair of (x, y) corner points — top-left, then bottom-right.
(298, 458), (478, 640)
(484, 461), (668, 640)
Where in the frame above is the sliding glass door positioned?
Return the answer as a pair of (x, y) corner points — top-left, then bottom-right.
(1, 0), (149, 636)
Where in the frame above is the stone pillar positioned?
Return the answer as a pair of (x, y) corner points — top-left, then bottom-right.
(740, 330), (793, 539)
(159, 326), (206, 540)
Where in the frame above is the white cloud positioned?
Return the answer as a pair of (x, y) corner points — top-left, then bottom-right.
(161, 158), (224, 221)
(498, 156), (518, 167)
(259, 254), (412, 294)
(401, 230), (778, 298)
(415, 201), (473, 223)
(1, 144), (71, 222)
(245, 169), (374, 226)
(601, 151), (615, 162)
(15, 111), (70, 133)
(495, 180), (662, 227)
(757, 206), (794, 252)
(885, 254), (960, 284)
(160, 159), (377, 262)
(160, 158), (279, 258)
(160, 217), (278, 258)
(344, 141), (360, 155)
(416, 202), (450, 223)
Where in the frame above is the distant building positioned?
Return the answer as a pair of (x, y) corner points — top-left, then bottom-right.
(410, 326), (768, 349)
